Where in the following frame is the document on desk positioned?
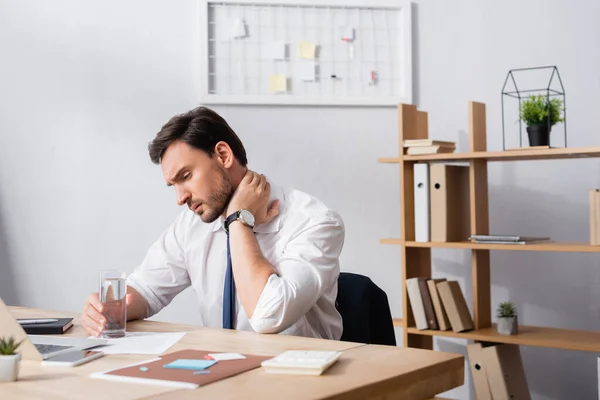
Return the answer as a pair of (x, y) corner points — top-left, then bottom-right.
(91, 332), (186, 355)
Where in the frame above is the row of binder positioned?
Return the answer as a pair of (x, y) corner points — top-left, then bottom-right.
(407, 277), (474, 332)
(413, 163), (471, 242)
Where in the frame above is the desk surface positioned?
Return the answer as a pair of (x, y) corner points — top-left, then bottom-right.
(2, 306), (464, 400)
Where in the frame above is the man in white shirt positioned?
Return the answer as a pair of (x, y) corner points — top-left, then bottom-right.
(82, 106), (345, 340)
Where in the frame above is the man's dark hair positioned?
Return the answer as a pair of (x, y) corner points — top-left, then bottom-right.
(148, 106), (248, 166)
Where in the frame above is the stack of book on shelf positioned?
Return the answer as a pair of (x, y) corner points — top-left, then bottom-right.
(406, 277), (473, 332)
(403, 139), (456, 155)
(469, 234), (550, 245)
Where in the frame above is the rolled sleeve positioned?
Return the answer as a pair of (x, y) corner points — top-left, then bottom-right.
(126, 211), (191, 317)
(249, 214), (344, 334)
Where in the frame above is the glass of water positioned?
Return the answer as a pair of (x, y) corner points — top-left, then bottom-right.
(99, 269), (127, 338)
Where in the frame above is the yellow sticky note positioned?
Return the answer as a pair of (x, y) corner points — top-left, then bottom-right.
(269, 75), (287, 92)
(299, 40), (316, 59)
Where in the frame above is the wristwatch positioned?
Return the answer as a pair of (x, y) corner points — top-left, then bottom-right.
(224, 209), (255, 232)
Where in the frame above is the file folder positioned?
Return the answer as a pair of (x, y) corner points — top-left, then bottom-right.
(413, 163), (430, 242)
(430, 164), (470, 242)
(466, 343), (492, 400)
(482, 344), (531, 400)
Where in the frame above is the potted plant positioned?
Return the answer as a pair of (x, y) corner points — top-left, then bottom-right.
(519, 94), (564, 147)
(496, 301), (518, 335)
(0, 336), (23, 382)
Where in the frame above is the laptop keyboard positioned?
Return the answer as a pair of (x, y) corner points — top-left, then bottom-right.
(35, 343), (73, 354)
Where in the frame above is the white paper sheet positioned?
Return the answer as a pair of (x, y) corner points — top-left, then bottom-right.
(90, 332), (186, 355)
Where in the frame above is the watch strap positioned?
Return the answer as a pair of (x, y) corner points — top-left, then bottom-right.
(224, 211), (241, 233)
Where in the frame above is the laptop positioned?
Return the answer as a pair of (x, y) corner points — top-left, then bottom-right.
(0, 297), (107, 361)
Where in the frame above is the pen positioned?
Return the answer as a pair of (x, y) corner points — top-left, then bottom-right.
(18, 319), (59, 324)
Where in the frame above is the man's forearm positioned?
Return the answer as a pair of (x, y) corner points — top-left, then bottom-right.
(126, 286), (149, 321)
(229, 221), (277, 318)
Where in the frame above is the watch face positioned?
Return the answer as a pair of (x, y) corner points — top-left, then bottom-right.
(239, 209), (255, 226)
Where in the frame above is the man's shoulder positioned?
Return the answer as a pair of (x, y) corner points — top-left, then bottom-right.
(278, 184), (344, 230)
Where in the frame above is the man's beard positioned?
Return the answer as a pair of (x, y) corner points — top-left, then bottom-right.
(199, 167), (234, 223)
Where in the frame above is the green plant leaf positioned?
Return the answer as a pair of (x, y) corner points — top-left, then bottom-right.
(496, 301), (517, 318)
(519, 94), (564, 127)
(0, 336), (23, 355)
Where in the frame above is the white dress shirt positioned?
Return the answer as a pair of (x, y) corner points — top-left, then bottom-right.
(126, 182), (345, 340)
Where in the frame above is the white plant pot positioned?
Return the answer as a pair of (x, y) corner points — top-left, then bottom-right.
(0, 354), (21, 382)
(497, 316), (518, 335)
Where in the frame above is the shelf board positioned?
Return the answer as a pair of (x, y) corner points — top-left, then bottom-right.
(393, 318), (403, 327)
(406, 324), (600, 353)
(378, 146), (600, 163)
(380, 239), (600, 253)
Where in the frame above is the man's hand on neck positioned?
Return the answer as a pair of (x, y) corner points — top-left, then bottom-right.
(226, 169), (280, 318)
(226, 170), (279, 225)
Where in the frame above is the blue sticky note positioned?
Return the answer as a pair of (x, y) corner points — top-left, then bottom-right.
(163, 359), (217, 370)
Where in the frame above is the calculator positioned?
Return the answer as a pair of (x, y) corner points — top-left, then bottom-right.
(261, 350), (342, 375)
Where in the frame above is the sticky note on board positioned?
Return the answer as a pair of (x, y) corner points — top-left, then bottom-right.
(299, 40), (316, 59)
(339, 26), (354, 42)
(299, 61), (316, 81)
(230, 17), (246, 39)
(163, 359), (217, 370)
(268, 41), (286, 60)
(269, 75), (287, 92)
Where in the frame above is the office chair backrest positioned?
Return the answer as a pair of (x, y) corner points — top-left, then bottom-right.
(336, 272), (396, 346)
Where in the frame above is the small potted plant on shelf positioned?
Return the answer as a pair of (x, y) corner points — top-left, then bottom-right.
(0, 336), (23, 382)
(496, 301), (518, 335)
(519, 94), (564, 147)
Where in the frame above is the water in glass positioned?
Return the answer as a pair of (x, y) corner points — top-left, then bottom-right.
(100, 270), (127, 338)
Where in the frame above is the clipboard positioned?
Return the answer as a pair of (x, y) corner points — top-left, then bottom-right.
(90, 349), (272, 389)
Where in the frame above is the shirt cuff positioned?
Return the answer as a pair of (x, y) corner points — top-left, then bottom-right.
(248, 273), (287, 334)
(126, 274), (162, 318)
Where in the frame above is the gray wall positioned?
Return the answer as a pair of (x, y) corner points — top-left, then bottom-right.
(1, 1), (599, 399)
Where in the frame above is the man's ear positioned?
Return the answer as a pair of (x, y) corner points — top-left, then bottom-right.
(214, 141), (234, 168)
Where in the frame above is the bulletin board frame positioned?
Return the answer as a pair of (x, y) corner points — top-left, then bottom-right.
(199, 0), (413, 106)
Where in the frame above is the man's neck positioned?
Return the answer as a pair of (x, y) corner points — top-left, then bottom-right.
(229, 165), (248, 190)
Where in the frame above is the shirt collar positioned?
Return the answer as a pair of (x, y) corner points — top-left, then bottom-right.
(211, 181), (284, 234)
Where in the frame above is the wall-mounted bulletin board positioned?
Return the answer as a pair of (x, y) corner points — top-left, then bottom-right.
(199, 0), (413, 106)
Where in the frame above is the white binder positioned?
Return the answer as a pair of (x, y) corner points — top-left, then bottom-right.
(413, 163), (430, 242)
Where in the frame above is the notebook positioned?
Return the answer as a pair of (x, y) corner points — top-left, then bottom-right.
(90, 349), (271, 389)
(18, 318), (74, 335)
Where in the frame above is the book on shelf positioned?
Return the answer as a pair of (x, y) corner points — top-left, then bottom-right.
(406, 145), (456, 155)
(427, 278), (451, 331)
(403, 139), (456, 147)
(469, 234), (550, 244)
(406, 277), (430, 330)
(406, 277), (472, 333)
(403, 139), (456, 155)
(436, 281), (474, 333)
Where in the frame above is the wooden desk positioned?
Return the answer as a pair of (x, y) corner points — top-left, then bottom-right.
(2, 307), (464, 399)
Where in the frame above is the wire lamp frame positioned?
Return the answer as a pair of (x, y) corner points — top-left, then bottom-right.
(501, 65), (567, 150)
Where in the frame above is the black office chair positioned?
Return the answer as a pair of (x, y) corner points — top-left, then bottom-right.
(335, 272), (396, 346)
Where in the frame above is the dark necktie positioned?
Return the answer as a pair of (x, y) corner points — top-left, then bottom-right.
(222, 231), (235, 329)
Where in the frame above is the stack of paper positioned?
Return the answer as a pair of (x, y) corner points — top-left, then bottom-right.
(91, 331), (187, 355)
(469, 235), (550, 245)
